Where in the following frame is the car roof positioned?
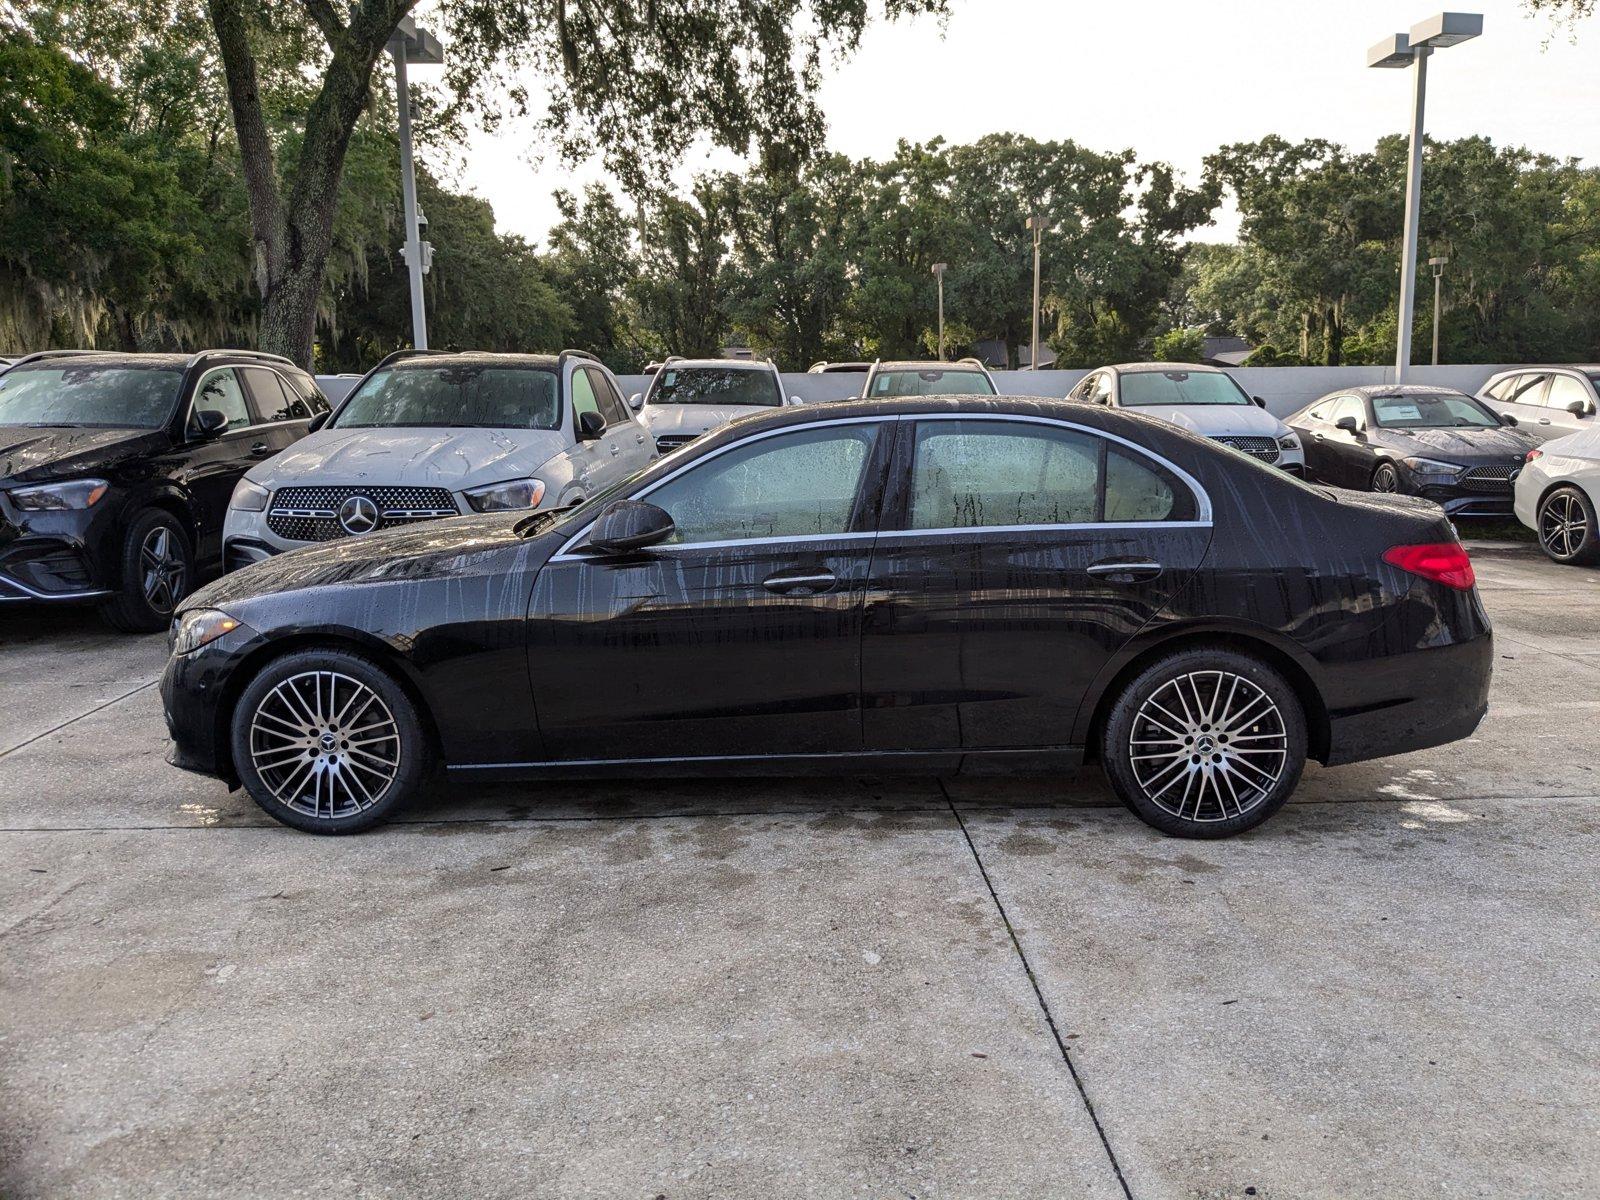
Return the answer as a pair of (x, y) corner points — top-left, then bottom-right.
(1340, 385), (1473, 399)
(1488, 364), (1600, 374)
(656, 358), (774, 371)
(874, 361), (989, 371)
(385, 351), (562, 369)
(7, 351), (192, 369)
(1108, 362), (1226, 374)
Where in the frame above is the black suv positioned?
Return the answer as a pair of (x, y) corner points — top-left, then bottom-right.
(0, 350), (328, 631)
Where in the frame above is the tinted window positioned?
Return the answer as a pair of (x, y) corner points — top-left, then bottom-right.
(586, 367), (629, 425)
(1547, 374), (1593, 413)
(285, 369), (330, 413)
(1119, 370), (1250, 407)
(0, 363), (182, 428)
(1372, 392), (1497, 429)
(870, 368), (995, 397)
(241, 367), (309, 422)
(649, 366), (781, 407)
(644, 424), (879, 545)
(333, 365), (560, 429)
(193, 369), (251, 432)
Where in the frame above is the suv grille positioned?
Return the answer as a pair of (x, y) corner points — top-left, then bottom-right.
(654, 433), (698, 452)
(1214, 435), (1281, 463)
(266, 485), (458, 542)
(1458, 464), (1516, 493)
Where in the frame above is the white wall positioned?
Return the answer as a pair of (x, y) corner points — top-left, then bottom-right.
(617, 364), (1518, 418)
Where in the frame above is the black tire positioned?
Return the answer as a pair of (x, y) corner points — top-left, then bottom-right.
(230, 648), (432, 834)
(1100, 647), (1308, 839)
(99, 508), (192, 633)
(1371, 462), (1401, 494)
(1536, 485), (1600, 567)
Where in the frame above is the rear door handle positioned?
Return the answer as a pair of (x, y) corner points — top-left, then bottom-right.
(762, 570), (837, 596)
(1087, 559), (1163, 582)
(250, 441), (271, 457)
(1538, 418), (1552, 425)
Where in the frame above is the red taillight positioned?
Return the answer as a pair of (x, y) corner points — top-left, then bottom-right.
(1526, 449), (1543, 462)
(1383, 542), (1476, 590)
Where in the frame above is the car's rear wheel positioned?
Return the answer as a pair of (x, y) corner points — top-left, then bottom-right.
(1371, 462), (1401, 493)
(1100, 647), (1307, 838)
(231, 648), (431, 834)
(100, 508), (192, 633)
(1536, 485), (1600, 566)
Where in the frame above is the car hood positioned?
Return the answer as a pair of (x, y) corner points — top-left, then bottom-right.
(1127, 404), (1288, 438)
(0, 426), (168, 487)
(639, 404), (776, 435)
(1371, 425), (1538, 463)
(246, 427), (570, 491)
(182, 510), (556, 610)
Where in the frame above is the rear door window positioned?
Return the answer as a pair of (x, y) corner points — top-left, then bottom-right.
(586, 367), (630, 426)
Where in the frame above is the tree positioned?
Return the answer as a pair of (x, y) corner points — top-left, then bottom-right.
(200, 0), (949, 367)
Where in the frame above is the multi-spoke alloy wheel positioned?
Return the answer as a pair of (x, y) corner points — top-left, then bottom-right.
(1371, 463), (1400, 493)
(1537, 488), (1598, 565)
(1101, 648), (1307, 838)
(232, 649), (431, 834)
(249, 671), (400, 819)
(140, 525), (187, 615)
(1127, 671), (1287, 824)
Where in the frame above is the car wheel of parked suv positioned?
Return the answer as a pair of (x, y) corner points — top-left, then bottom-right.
(100, 509), (192, 633)
(1100, 647), (1307, 838)
(1536, 485), (1600, 566)
(231, 648), (432, 834)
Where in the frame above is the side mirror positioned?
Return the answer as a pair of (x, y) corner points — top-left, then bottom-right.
(627, 392), (643, 411)
(788, 395), (804, 406)
(587, 500), (674, 553)
(193, 408), (229, 438)
(307, 411), (330, 432)
(1568, 400), (1590, 417)
(577, 410), (606, 439)
(1335, 415), (1361, 434)
(1499, 411), (1519, 427)
(1252, 395), (1267, 409)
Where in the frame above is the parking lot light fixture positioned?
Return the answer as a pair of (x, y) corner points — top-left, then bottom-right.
(1367, 13), (1482, 383)
(931, 263), (948, 360)
(1024, 212), (1042, 372)
(388, 17), (444, 351)
(1429, 256), (1449, 366)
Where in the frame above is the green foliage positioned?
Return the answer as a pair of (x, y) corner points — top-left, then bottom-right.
(1152, 327), (1205, 363)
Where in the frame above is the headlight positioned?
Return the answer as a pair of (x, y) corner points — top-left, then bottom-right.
(171, 608), (242, 655)
(8, 478), (109, 511)
(463, 478), (546, 512)
(1401, 456), (1465, 477)
(229, 479), (270, 512)
(1277, 433), (1300, 450)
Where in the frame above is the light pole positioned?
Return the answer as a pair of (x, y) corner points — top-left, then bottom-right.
(1429, 255), (1449, 365)
(931, 262), (947, 360)
(1367, 12), (1481, 382)
(388, 16), (444, 350)
(1024, 212), (1042, 371)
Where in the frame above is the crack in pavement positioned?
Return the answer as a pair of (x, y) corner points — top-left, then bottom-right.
(938, 778), (1135, 1200)
(0, 678), (160, 760)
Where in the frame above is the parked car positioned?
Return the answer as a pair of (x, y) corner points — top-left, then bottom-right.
(314, 374), (363, 404)
(1477, 366), (1600, 443)
(1069, 363), (1306, 475)
(632, 358), (797, 454)
(0, 349), (327, 630)
(808, 361), (872, 374)
(1286, 386), (1535, 517)
(164, 395), (1491, 839)
(861, 358), (997, 397)
(221, 349), (652, 570)
(1514, 426), (1600, 565)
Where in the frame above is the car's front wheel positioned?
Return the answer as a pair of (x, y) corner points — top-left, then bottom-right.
(1100, 647), (1308, 838)
(100, 508), (192, 633)
(231, 648), (432, 834)
(1371, 462), (1401, 493)
(1536, 485), (1600, 566)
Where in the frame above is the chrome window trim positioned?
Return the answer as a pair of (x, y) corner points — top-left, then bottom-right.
(550, 410), (1213, 561)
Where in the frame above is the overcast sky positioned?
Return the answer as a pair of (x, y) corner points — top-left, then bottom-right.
(434, 0), (1600, 248)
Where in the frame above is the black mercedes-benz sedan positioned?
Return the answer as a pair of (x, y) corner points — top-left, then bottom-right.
(0, 350), (328, 630)
(1285, 385), (1537, 517)
(162, 395), (1492, 839)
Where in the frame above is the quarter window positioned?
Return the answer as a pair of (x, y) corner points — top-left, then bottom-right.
(906, 419), (1193, 529)
(643, 423), (880, 546)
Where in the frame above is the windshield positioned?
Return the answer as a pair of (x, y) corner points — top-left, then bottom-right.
(1373, 392), (1499, 429)
(649, 366), (781, 407)
(1119, 370), (1250, 407)
(869, 368), (996, 397)
(332, 365), (560, 429)
(0, 364), (183, 428)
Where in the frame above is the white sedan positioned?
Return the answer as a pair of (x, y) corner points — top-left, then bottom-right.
(1515, 426), (1600, 565)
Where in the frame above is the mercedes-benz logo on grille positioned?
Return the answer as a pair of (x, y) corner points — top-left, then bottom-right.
(337, 494), (380, 535)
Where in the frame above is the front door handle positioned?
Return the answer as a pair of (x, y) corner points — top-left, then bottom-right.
(1087, 559), (1163, 582)
(609, 443), (620, 455)
(250, 441), (271, 456)
(762, 570), (837, 596)
(1539, 417), (1552, 425)
(635, 434), (646, 444)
